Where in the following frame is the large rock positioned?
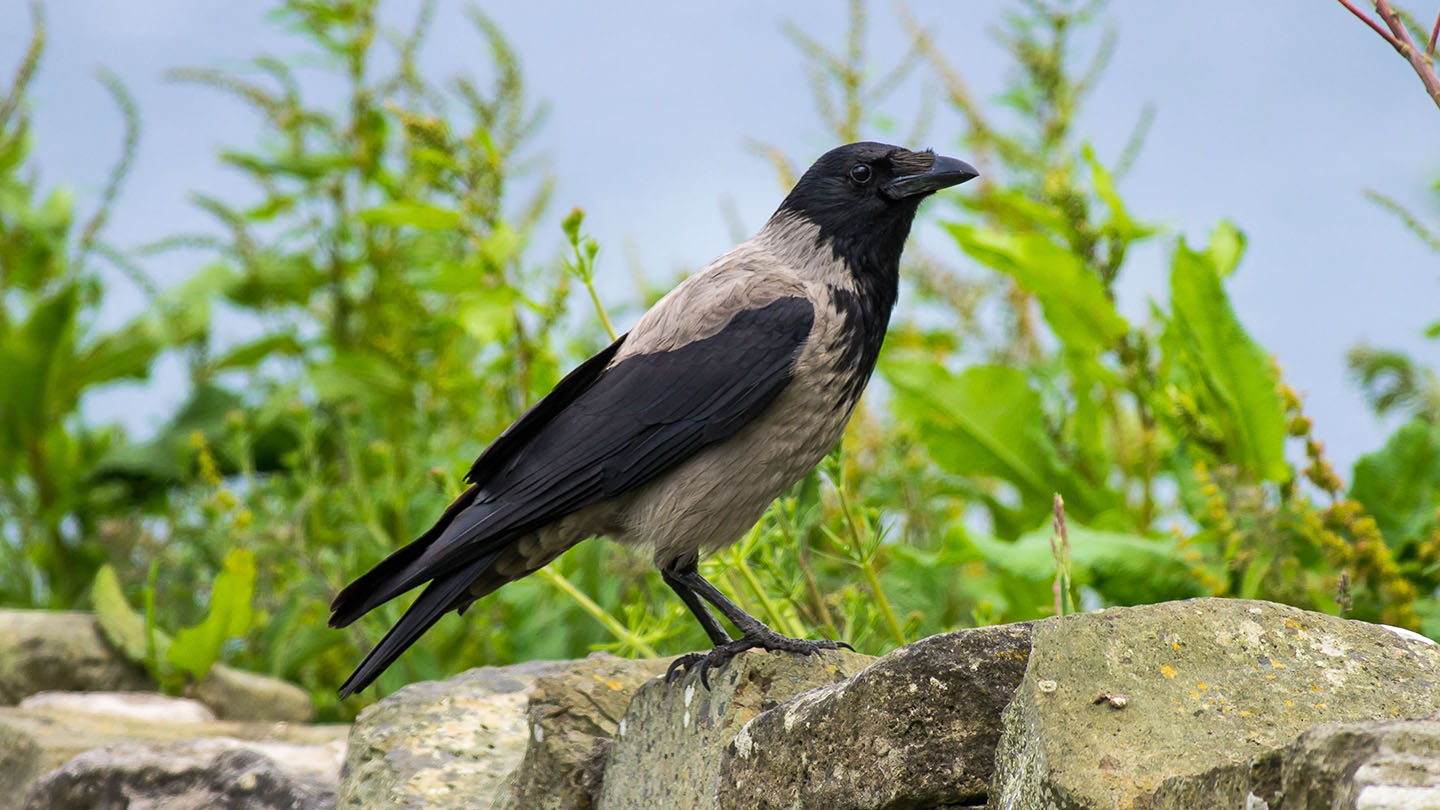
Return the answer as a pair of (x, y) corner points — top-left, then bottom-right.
(1278, 719), (1440, 807)
(719, 623), (1033, 810)
(20, 690), (217, 723)
(337, 660), (567, 810)
(988, 598), (1440, 810)
(497, 652), (673, 810)
(0, 609), (313, 722)
(0, 693), (346, 808)
(595, 648), (875, 810)
(191, 664), (316, 723)
(0, 611), (151, 703)
(23, 737), (341, 810)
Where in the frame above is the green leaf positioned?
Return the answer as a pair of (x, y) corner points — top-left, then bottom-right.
(1350, 419), (1440, 554)
(310, 350), (411, 404)
(0, 283), (80, 439)
(1167, 240), (1288, 481)
(91, 564), (156, 665)
(883, 356), (1112, 531)
(1082, 144), (1154, 244)
(222, 149), (349, 181)
(1424, 320), (1440, 340)
(886, 359), (1054, 494)
(167, 549), (256, 681)
(1207, 220), (1246, 277)
(962, 522), (1205, 607)
(359, 201), (462, 230)
(457, 285), (519, 344)
(94, 384), (248, 487)
(211, 333), (304, 371)
(944, 223), (1127, 349)
(72, 316), (167, 391)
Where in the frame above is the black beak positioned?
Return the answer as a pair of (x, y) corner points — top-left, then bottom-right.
(881, 155), (980, 200)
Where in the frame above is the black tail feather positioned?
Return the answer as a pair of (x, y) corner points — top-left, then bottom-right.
(328, 484), (482, 629)
(336, 550), (500, 698)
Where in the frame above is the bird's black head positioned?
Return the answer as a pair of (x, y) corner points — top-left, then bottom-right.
(772, 142), (978, 276)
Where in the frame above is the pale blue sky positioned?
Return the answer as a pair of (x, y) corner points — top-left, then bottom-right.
(3, 1), (1438, 473)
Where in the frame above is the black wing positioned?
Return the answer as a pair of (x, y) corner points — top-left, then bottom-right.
(331, 296), (814, 694)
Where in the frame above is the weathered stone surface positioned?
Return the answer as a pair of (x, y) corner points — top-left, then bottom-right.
(0, 609), (314, 722)
(19, 690), (217, 724)
(988, 598), (1440, 810)
(337, 659), (567, 810)
(192, 663), (316, 723)
(0, 610), (152, 703)
(595, 648), (876, 810)
(1278, 719), (1440, 808)
(23, 736), (343, 810)
(495, 652), (673, 810)
(719, 623), (1033, 810)
(0, 696), (347, 808)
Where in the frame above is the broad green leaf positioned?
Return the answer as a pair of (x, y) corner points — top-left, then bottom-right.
(1350, 419), (1440, 554)
(944, 223), (1127, 349)
(310, 350), (410, 404)
(1167, 241), (1288, 481)
(961, 522), (1205, 607)
(72, 316), (167, 391)
(359, 201), (462, 230)
(1425, 320), (1440, 339)
(884, 357), (1077, 529)
(167, 549), (256, 680)
(91, 564), (171, 664)
(1, 284), (80, 437)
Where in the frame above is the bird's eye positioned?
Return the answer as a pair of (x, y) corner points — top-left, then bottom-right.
(849, 164), (873, 184)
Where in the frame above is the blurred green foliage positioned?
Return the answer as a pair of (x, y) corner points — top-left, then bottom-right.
(2, 0), (1438, 721)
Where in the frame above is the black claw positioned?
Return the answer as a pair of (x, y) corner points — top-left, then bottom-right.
(665, 652), (704, 683)
(664, 633), (852, 689)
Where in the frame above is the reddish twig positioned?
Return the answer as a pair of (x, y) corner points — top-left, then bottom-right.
(1339, 0), (1440, 112)
(1373, 0), (1440, 110)
(1338, 0), (1403, 46)
(1428, 8), (1440, 57)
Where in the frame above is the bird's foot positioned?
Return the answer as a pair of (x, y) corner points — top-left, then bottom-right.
(664, 631), (853, 689)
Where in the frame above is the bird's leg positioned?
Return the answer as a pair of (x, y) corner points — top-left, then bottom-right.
(661, 562), (852, 688)
(660, 565), (733, 647)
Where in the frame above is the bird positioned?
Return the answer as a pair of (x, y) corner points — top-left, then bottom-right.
(329, 141), (978, 695)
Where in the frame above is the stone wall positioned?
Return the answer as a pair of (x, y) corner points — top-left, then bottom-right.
(6, 599), (1440, 809)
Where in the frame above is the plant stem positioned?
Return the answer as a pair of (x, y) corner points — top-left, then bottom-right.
(834, 476), (906, 647)
(862, 561), (906, 646)
(1339, 0), (1440, 111)
(734, 553), (807, 638)
(586, 278), (618, 341)
(1051, 494), (1075, 616)
(777, 508), (840, 637)
(1338, 0), (1401, 45)
(1374, 0), (1440, 109)
(536, 566), (658, 657)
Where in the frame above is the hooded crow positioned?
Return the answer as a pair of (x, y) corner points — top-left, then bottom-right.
(330, 142), (978, 694)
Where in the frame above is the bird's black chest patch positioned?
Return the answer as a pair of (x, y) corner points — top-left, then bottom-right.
(825, 284), (893, 406)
